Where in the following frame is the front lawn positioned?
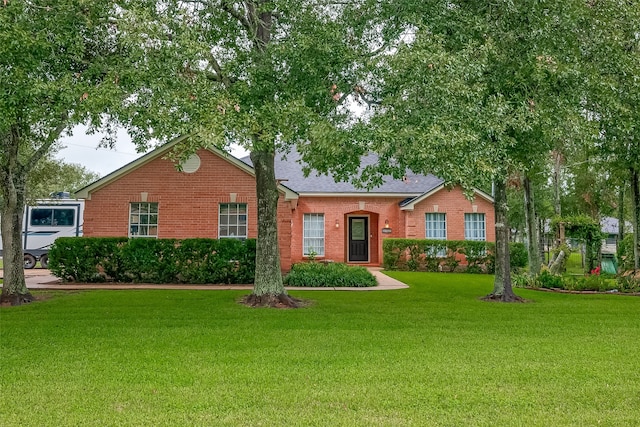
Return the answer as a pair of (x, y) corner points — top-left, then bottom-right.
(1, 273), (638, 426)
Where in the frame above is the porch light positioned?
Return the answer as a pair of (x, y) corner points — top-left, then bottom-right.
(384, 219), (390, 229)
(335, 219), (340, 228)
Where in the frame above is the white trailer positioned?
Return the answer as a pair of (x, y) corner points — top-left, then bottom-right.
(0, 199), (84, 269)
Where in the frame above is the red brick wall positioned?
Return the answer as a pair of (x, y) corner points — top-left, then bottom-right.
(85, 151), (495, 271)
(404, 186), (496, 242)
(292, 196), (412, 266)
(83, 149), (293, 270)
(290, 187), (495, 266)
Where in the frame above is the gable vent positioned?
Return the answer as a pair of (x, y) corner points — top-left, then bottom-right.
(181, 154), (201, 173)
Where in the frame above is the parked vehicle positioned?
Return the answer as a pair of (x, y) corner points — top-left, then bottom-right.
(0, 199), (84, 269)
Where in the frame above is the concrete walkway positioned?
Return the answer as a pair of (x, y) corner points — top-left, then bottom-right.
(7, 267), (408, 291)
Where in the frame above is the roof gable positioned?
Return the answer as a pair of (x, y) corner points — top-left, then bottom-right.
(75, 136), (297, 201)
(399, 185), (494, 211)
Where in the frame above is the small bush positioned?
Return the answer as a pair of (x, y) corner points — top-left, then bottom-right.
(535, 269), (564, 289)
(48, 237), (128, 282)
(508, 242), (528, 270)
(512, 273), (536, 288)
(563, 275), (618, 292)
(617, 235), (639, 272)
(48, 237), (256, 284)
(383, 239), (527, 273)
(284, 262), (377, 287)
(617, 270), (640, 293)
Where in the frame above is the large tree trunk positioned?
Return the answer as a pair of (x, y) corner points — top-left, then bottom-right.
(523, 175), (541, 275)
(484, 177), (521, 302)
(631, 167), (640, 270)
(1, 128), (34, 306)
(242, 149), (301, 308)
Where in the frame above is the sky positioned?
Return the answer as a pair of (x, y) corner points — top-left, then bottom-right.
(56, 125), (249, 177)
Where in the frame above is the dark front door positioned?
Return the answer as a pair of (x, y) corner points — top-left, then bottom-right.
(348, 217), (369, 262)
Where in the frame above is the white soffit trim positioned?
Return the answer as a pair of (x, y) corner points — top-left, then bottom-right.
(296, 192), (422, 198)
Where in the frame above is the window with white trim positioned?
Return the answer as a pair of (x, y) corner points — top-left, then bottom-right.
(219, 203), (247, 239)
(129, 202), (159, 237)
(464, 213), (486, 241)
(303, 213), (325, 256)
(425, 213), (447, 257)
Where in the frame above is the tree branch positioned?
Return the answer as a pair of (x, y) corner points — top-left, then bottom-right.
(24, 112), (68, 174)
(208, 54), (234, 88)
(220, 1), (252, 33)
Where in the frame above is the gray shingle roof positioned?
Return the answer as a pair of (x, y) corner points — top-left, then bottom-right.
(240, 150), (444, 195)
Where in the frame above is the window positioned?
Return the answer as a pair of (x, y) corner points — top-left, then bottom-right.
(30, 208), (75, 227)
(219, 203), (247, 239)
(464, 213), (486, 241)
(129, 202), (158, 237)
(425, 213), (447, 257)
(303, 213), (325, 256)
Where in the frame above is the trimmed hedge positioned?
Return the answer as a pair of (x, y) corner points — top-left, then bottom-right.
(284, 262), (377, 287)
(382, 238), (527, 273)
(48, 237), (256, 284)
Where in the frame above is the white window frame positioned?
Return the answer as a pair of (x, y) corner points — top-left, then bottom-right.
(303, 213), (325, 256)
(219, 203), (248, 239)
(425, 213), (447, 257)
(464, 213), (486, 241)
(129, 202), (159, 238)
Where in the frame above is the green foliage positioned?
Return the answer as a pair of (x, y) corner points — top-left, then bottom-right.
(562, 275), (618, 293)
(175, 238), (256, 285)
(552, 215), (604, 272)
(617, 234), (638, 272)
(549, 243), (573, 274)
(514, 267), (636, 293)
(508, 242), (529, 271)
(28, 158), (100, 200)
(383, 239), (527, 273)
(534, 269), (565, 289)
(119, 238), (180, 283)
(284, 262), (377, 287)
(48, 237), (256, 284)
(1, 0), (126, 298)
(48, 237), (128, 283)
(617, 270), (640, 293)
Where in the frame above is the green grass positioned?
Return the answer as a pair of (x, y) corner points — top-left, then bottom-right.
(1, 273), (639, 426)
(565, 251), (585, 275)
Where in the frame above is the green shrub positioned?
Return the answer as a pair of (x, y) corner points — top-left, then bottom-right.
(508, 242), (528, 270)
(382, 239), (527, 273)
(511, 273), (536, 288)
(284, 262), (377, 287)
(48, 237), (256, 284)
(535, 270), (564, 289)
(120, 238), (179, 283)
(563, 275), (618, 292)
(48, 237), (128, 282)
(617, 270), (640, 293)
(617, 235), (639, 272)
(175, 238), (256, 284)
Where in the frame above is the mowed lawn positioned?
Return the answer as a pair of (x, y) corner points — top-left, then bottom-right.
(1, 273), (639, 426)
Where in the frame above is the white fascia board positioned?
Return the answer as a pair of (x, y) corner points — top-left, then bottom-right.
(296, 192), (422, 198)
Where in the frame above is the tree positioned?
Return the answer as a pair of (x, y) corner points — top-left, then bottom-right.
(357, 0), (588, 301)
(582, 0), (640, 269)
(28, 158), (100, 200)
(109, 0), (398, 306)
(1, 1), (122, 305)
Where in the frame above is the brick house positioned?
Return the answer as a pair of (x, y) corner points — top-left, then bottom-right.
(76, 137), (495, 271)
